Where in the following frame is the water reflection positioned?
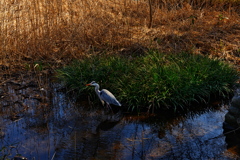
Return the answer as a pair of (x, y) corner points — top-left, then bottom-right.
(0, 74), (239, 159)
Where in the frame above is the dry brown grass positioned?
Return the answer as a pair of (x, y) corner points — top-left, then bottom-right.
(0, 0), (240, 72)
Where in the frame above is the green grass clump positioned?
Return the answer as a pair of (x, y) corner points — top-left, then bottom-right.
(56, 51), (239, 112)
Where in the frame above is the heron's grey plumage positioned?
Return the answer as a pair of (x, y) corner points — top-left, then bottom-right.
(100, 89), (121, 106)
(86, 81), (121, 107)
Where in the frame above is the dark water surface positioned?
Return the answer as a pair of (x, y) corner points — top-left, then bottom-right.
(0, 74), (239, 160)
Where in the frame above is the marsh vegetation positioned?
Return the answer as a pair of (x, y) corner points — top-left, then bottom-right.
(57, 51), (239, 112)
(0, 0), (239, 111)
(1, 0), (240, 159)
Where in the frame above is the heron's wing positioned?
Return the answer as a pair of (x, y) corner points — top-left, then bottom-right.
(100, 89), (121, 106)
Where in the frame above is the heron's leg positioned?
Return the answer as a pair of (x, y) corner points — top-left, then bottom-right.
(106, 103), (113, 113)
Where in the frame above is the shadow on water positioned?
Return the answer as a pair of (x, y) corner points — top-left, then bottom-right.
(0, 72), (239, 160)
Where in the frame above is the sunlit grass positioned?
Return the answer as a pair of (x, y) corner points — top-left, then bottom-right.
(57, 51), (239, 112)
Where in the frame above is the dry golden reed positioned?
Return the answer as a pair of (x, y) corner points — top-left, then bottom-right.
(0, 0), (239, 71)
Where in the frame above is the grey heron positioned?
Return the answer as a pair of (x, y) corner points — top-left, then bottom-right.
(86, 81), (121, 109)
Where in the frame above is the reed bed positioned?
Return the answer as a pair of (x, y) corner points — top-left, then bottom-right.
(0, 0), (240, 72)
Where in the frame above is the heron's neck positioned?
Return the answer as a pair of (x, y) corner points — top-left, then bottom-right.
(94, 84), (104, 105)
(95, 85), (104, 106)
(94, 84), (100, 95)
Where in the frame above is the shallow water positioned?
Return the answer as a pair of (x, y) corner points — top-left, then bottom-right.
(0, 74), (239, 160)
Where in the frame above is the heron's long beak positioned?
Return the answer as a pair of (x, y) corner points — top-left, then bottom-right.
(86, 84), (91, 86)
